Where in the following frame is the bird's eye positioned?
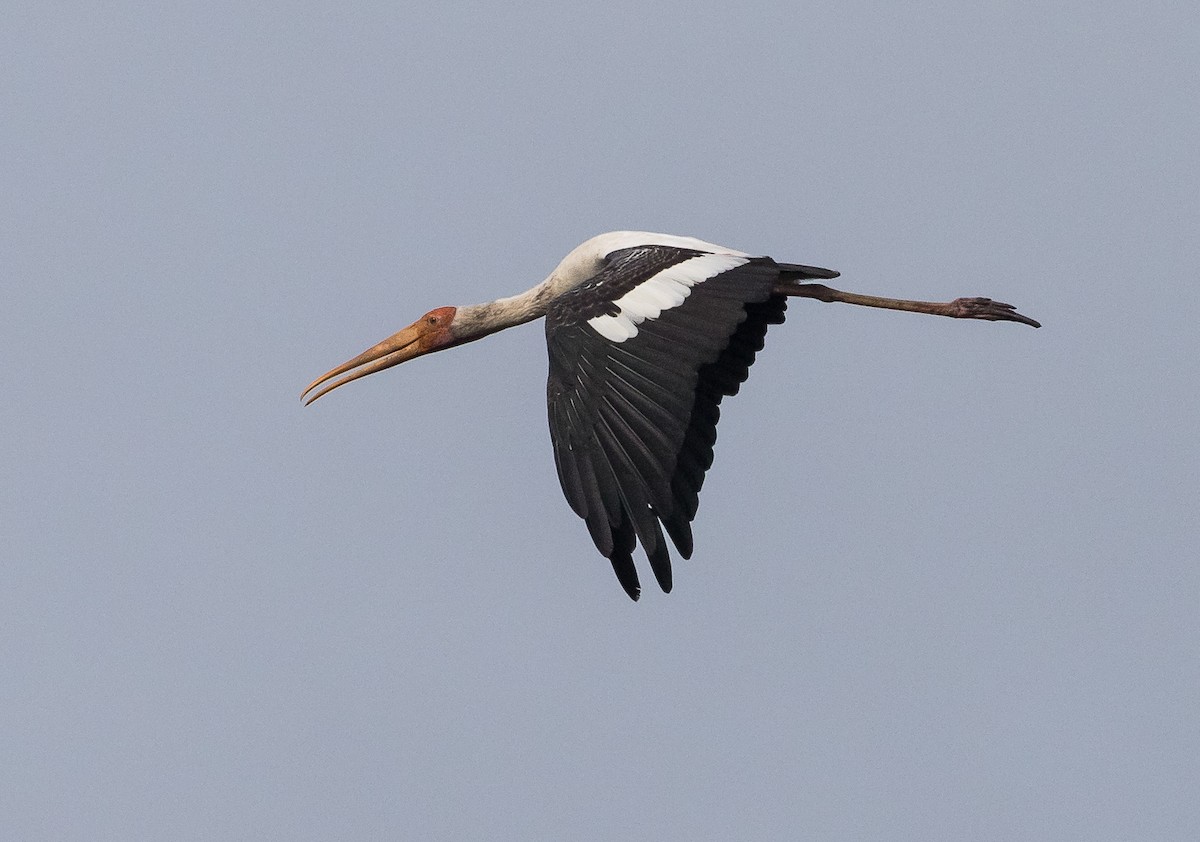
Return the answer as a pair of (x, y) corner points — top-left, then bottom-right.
(428, 316), (438, 325)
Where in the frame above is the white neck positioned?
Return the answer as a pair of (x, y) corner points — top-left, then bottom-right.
(453, 281), (554, 341)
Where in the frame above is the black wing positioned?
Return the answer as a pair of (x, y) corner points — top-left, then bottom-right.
(545, 245), (799, 599)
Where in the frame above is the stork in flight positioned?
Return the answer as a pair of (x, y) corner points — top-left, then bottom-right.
(303, 231), (1039, 600)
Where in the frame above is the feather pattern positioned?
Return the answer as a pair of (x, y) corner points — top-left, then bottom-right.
(546, 243), (790, 597)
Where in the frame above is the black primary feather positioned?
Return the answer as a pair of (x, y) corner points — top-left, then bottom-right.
(545, 246), (807, 598)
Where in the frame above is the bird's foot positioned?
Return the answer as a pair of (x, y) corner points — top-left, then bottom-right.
(948, 298), (1041, 328)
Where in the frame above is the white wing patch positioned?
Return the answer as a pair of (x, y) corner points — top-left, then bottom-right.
(587, 253), (750, 343)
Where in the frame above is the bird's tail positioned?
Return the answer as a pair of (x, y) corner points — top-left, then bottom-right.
(776, 262), (840, 281)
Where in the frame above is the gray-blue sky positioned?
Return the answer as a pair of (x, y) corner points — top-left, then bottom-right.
(3, 1), (1197, 838)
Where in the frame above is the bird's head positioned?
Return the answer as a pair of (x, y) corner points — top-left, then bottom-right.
(302, 306), (458, 405)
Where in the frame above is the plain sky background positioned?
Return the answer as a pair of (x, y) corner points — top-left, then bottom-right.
(4, 2), (1198, 839)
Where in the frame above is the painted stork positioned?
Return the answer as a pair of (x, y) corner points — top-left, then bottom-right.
(303, 231), (1039, 600)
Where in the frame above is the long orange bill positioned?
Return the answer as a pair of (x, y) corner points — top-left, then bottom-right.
(301, 323), (424, 405)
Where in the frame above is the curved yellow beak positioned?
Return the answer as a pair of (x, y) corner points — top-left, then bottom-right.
(301, 322), (427, 405)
